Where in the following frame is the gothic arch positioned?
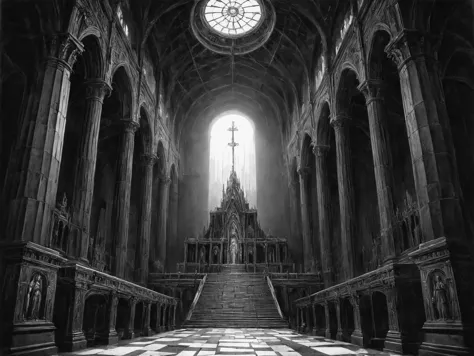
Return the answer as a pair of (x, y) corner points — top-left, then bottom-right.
(80, 34), (106, 81)
(335, 68), (361, 116)
(110, 65), (135, 119)
(315, 101), (331, 147)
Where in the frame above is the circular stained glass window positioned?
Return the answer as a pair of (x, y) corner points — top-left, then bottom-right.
(204, 0), (263, 37)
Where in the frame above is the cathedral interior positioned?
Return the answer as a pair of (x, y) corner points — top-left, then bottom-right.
(1, 0), (474, 355)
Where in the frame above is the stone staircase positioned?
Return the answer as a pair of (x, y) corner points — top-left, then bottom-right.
(184, 265), (288, 328)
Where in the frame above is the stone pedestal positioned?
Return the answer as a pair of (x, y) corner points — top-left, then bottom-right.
(409, 237), (473, 355)
(0, 242), (65, 355)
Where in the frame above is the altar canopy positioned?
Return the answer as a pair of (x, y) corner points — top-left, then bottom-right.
(179, 121), (293, 272)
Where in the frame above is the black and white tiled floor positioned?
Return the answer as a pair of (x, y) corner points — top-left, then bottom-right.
(60, 329), (403, 356)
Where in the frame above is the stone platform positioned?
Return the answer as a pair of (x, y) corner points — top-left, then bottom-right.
(59, 328), (408, 355)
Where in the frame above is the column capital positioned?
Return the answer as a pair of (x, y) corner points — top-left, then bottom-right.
(85, 79), (112, 102)
(46, 33), (84, 71)
(140, 154), (158, 167)
(330, 115), (351, 130)
(297, 166), (311, 178)
(160, 175), (172, 185)
(385, 29), (426, 70)
(313, 145), (330, 157)
(358, 80), (386, 104)
(118, 119), (139, 134)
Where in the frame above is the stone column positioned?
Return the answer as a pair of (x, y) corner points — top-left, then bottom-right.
(350, 295), (363, 347)
(324, 302), (331, 339)
(63, 284), (87, 351)
(330, 115), (356, 279)
(358, 80), (396, 260)
(161, 305), (168, 332)
(136, 155), (157, 285)
(296, 307), (300, 332)
(312, 304), (318, 335)
(314, 145), (334, 286)
(335, 300), (343, 341)
(72, 79), (111, 262)
(173, 304), (177, 329)
(157, 176), (171, 269)
(387, 30), (473, 355)
(123, 298), (137, 340)
(385, 29), (464, 244)
(298, 167), (313, 272)
(104, 292), (119, 345)
(142, 302), (152, 336)
(112, 120), (139, 278)
(168, 305), (174, 330)
(155, 303), (162, 332)
(305, 306), (312, 333)
(220, 242), (223, 264)
(2, 34), (83, 243)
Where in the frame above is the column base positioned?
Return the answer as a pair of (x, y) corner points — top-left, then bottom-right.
(97, 330), (119, 346)
(325, 328), (331, 339)
(122, 329), (135, 340)
(384, 330), (419, 355)
(336, 328), (343, 341)
(8, 323), (58, 356)
(351, 329), (364, 347)
(418, 322), (473, 356)
(62, 330), (87, 352)
(142, 327), (153, 336)
(159, 326), (166, 332)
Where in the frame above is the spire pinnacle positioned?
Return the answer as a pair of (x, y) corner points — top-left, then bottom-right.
(228, 121), (239, 173)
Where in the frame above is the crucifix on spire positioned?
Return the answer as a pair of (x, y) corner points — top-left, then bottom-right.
(228, 121), (239, 173)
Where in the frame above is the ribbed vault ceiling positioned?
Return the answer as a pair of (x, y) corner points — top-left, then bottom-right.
(129, 0), (340, 138)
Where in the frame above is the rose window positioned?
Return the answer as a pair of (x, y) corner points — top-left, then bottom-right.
(204, 0), (262, 37)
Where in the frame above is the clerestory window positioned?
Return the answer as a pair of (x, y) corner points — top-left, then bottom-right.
(117, 6), (129, 37)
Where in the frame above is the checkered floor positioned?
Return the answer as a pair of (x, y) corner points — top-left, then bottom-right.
(59, 328), (404, 356)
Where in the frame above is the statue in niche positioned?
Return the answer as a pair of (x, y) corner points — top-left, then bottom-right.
(57, 192), (68, 213)
(432, 274), (450, 320)
(230, 238), (238, 264)
(25, 274), (44, 320)
(247, 225), (254, 239)
(199, 246), (206, 265)
(212, 246), (219, 264)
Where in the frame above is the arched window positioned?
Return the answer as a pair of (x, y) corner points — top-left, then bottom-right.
(117, 5), (129, 37)
(209, 114), (257, 210)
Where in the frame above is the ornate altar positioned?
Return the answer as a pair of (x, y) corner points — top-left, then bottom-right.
(178, 170), (294, 273)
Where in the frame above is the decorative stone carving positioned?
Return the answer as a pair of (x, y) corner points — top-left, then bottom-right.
(24, 274), (45, 320)
(430, 272), (451, 321)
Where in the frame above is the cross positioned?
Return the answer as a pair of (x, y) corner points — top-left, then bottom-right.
(228, 121), (239, 173)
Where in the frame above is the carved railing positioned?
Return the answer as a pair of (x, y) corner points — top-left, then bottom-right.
(186, 274), (207, 321)
(266, 275), (285, 320)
